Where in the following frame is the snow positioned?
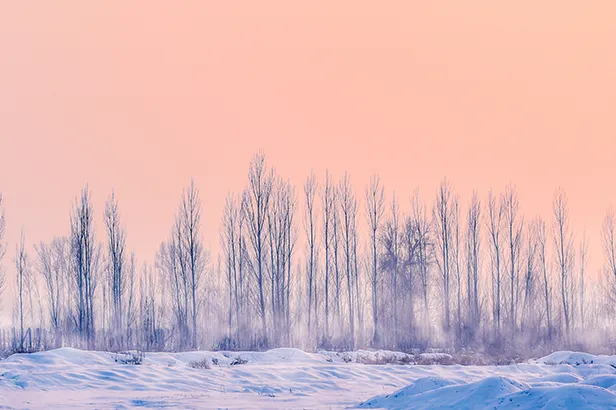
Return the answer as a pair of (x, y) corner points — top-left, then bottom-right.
(1, 349), (616, 409)
(537, 350), (616, 366)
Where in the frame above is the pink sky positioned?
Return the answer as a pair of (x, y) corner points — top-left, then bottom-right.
(0, 1), (615, 277)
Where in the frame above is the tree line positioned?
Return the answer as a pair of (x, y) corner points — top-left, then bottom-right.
(1, 153), (615, 355)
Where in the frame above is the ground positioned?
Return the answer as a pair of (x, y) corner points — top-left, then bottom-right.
(1, 348), (616, 409)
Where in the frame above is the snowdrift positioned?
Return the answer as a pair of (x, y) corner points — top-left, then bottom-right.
(2, 348), (616, 408)
(357, 351), (616, 409)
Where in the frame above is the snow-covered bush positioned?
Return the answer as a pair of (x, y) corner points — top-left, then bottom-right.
(113, 350), (144, 365)
(188, 358), (211, 369)
(230, 356), (248, 366)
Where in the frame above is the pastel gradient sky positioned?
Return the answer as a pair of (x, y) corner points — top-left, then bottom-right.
(0, 2), (615, 274)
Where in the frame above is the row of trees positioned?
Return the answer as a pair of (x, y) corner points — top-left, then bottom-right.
(220, 156), (609, 353)
(1, 153), (616, 354)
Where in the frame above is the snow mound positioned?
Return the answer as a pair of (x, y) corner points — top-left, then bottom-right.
(538, 351), (616, 367)
(3, 348), (113, 366)
(497, 384), (616, 409)
(582, 374), (616, 389)
(359, 376), (529, 410)
(528, 373), (582, 384)
(357, 377), (461, 408)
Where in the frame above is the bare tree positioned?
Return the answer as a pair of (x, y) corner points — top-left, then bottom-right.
(35, 237), (68, 337)
(15, 230), (30, 351)
(158, 218), (189, 348)
(553, 188), (574, 343)
(331, 185), (342, 336)
(452, 198), (462, 340)
(579, 232), (588, 331)
(140, 263), (160, 351)
(125, 252), (137, 348)
(304, 172), (318, 337)
(243, 153), (274, 343)
(487, 190), (504, 335)
(159, 180), (207, 349)
(521, 221), (538, 332)
(401, 206), (420, 345)
(412, 190), (431, 335)
(321, 171), (334, 341)
(180, 179), (206, 348)
(380, 194), (400, 346)
(222, 194), (239, 341)
(433, 179), (454, 334)
(339, 173), (357, 347)
(267, 178), (296, 345)
(104, 191), (127, 346)
(466, 192), (481, 330)
(365, 175), (385, 345)
(70, 187), (99, 348)
(352, 207), (363, 346)
(536, 217), (552, 341)
(503, 184), (524, 333)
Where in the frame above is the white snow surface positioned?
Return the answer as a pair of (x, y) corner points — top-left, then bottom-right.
(1, 348), (616, 409)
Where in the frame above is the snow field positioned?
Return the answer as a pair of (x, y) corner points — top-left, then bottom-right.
(1, 348), (616, 409)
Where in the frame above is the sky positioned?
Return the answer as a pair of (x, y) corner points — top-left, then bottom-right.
(0, 1), (615, 285)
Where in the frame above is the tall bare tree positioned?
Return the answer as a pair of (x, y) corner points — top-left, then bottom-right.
(503, 184), (524, 332)
(553, 188), (574, 343)
(15, 230), (30, 351)
(158, 218), (189, 348)
(267, 178), (296, 344)
(365, 175), (385, 345)
(579, 232), (588, 331)
(487, 190), (504, 335)
(243, 153), (275, 343)
(70, 187), (99, 348)
(433, 179), (454, 334)
(331, 185), (342, 336)
(452, 198), (462, 340)
(180, 179), (206, 348)
(222, 194), (239, 342)
(321, 171), (334, 341)
(380, 194), (400, 345)
(339, 173), (357, 347)
(466, 192), (481, 330)
(536, 217), (552, 341)
(304, 172), (318, 337)
(520, 221), (539, 333)
(412, 190), (431, 333)
(104, 191), (127, 345)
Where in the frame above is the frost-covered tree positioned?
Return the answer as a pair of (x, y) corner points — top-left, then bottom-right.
(487, 190), (504, 336)
(339, 173), (357, 347)
(503, 184), (523, 333)
(70, 187), (99, 348)
(365, 174), (384, 345)
(15, 230), (30, 351)
(553, 188), (574, 343)
(304, 172), (318, 338)
(35, 237), (68, 337)
(243, 153), (275, 343)
(104, 191), (127, 346)
(433, 179), (455, 335)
